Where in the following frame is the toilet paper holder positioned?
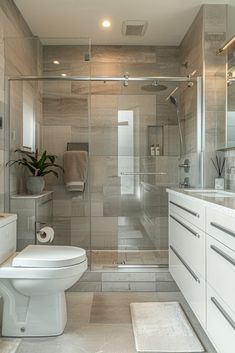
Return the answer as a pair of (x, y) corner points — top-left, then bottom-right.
(35, 221), (53, 244)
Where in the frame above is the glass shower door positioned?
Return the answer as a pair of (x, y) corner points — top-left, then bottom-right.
(90, 78), (201, 270)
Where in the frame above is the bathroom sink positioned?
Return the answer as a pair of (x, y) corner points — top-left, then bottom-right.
(184, 189), (235, 198)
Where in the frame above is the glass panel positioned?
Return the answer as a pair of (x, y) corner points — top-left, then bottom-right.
(6, 36), (202, 271)
(90, 78), (200, 270)
(7, 38), (91, 264)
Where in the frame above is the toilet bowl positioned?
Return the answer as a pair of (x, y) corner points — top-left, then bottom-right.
(0, 214), (87, 337)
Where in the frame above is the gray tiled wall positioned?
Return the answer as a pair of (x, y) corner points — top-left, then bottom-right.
(0, 0), (43, 211)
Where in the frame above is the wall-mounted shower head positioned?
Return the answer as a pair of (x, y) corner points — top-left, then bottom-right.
(166, 91), (184, 157)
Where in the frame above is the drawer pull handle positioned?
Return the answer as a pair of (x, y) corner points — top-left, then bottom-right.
(170, 245), (200, 283)
(170, 201), (200, 218)
(170, 215), (200, 238)
(210, 222), (235, 238)
(210, 245), (235, 267)
(211, 297), (235, 330)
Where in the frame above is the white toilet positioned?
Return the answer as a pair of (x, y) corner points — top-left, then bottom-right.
(0, 213), (87, 337)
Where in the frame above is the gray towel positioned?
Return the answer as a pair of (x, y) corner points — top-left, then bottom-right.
(63, 151), (88, 192)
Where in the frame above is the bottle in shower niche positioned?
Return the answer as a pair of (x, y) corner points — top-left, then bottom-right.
(155, 144), (161, 156)
(150, 144), (155, 156)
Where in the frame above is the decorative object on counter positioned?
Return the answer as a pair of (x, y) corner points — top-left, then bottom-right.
(7, 149), (63, 195)
(150, 144), (155, 156)
(155, 144), (161, 156)
(211, 155), (225, 190)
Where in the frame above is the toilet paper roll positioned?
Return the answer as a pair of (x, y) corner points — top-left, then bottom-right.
(36, 226), (54, 243)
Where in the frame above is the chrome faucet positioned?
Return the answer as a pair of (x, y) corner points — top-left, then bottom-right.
(179, 177), (190, 188)
(178, 159), (190, 173)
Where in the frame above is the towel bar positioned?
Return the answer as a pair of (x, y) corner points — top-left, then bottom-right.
(67, 142), (89, 151)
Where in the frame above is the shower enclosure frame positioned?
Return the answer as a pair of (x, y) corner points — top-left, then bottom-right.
(5, 74), (203, 270)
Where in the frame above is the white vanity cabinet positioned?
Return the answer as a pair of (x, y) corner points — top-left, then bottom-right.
(168, 193), (206, 327)
(168, 190), (235, 353)
(206, 210), (235, 353)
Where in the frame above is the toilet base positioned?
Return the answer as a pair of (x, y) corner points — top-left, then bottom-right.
(1, 280), (67, 337)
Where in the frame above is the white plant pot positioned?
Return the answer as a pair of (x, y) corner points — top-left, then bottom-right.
(26, 176), (45, 195)
(215, 177), (225, 190)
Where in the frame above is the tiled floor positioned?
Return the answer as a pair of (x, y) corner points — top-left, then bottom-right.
(91, 250), (168, 270)
(17, 292), (217, 353)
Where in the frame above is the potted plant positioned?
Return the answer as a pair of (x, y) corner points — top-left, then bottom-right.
(7, 149), (63, 195)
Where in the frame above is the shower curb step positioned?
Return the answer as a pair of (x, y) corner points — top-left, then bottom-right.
(68, 270), (179, 292)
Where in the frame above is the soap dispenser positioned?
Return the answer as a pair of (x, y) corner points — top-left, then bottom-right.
(150, 144), (155, 156)
(155, 144), (160, 156)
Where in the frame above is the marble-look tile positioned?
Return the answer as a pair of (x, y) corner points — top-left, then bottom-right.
(90, 292), (183, 324)
(17, 292), (217, 353)
(69, 281), (102, 292)
(42, 125), (71, 156)
(101, 281), (157, 292)
(156, 281), (179, 292)
(155, 271), (174, 282)
(101, 272), (156, 282)
(66, 292), (94, 325)
(0, 338), (21, 353)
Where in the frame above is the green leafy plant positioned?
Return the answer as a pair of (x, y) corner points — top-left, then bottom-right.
(7, 149), (64, 178)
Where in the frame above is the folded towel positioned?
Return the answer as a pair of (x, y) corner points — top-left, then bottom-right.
(63, 151), (88, 192)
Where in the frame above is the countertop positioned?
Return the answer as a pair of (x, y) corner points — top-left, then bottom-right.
(167, 187), (235, 216)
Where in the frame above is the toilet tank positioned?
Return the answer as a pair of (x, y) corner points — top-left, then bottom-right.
(0, 213), (17, 264)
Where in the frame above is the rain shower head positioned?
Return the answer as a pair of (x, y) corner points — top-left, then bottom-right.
(141, 80), (168, 92)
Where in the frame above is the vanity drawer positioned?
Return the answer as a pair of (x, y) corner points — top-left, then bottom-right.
(206, 208), (235, 251)
(169, 212), (205, 277)
(207, 235), (235, 314)
(169, 245), (206, 327)
(207, 285), (235, 353)
(169, 194), (205, 231)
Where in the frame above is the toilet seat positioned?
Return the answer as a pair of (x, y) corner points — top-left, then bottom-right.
(0, 245), (87, 279)
(12, 245), (86, 268)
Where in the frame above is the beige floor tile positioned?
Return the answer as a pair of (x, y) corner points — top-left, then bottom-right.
(17, 291), (217, 353)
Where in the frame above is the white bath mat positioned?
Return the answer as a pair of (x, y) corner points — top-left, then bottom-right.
(130, 302), (204, 352)
(0, 338), (21, 353)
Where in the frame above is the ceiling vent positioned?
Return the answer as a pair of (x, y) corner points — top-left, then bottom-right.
(122, 20), (148, 36)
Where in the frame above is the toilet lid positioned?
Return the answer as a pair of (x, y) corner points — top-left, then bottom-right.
(12, 245), (87, 268)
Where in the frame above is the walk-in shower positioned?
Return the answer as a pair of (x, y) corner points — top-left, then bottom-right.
(168, 92), (184, 156)
(6, 39), (202, 271)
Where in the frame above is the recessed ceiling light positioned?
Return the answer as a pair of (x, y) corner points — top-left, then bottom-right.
(61, 73), (67, 77)
(53, 60), (60, 65)
(102, 19), (111, 28)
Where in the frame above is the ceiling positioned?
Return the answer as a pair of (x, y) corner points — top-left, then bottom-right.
(14, 0), (235, 46)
